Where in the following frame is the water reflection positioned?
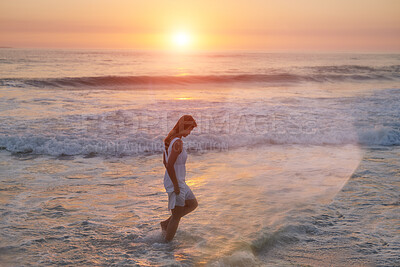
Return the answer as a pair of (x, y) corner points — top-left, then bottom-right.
(0, 143), (361, 265)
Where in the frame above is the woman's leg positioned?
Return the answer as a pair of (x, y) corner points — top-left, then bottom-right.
(183, 198), (198, 216)
(165, 205), (184, 242)
(160, 218), (169, 232)
(161, 198), (198, 232)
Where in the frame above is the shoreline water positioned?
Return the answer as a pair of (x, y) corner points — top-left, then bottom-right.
(0, 143), (365, 265)
(1, 144), (398, 265)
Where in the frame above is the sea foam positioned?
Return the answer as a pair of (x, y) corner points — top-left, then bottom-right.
(0, 125), (398, 157)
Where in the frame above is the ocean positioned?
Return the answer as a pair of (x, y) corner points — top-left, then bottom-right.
(0, 49), (399, 266)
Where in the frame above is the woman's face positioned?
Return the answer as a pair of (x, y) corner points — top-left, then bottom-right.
(181, 126), (195, 137)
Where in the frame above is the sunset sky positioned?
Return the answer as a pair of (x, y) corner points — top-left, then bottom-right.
(1, 0), (399, 52)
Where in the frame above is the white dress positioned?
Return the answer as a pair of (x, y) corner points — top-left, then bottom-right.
(164, 137), (195, 210)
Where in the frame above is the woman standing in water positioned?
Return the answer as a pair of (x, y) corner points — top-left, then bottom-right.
(160, 115), (198, 242)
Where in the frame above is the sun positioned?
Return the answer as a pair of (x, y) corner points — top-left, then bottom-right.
(172, 32), (191, 47)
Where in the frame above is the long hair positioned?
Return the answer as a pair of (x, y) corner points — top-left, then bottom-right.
(164, 115), (197, 153)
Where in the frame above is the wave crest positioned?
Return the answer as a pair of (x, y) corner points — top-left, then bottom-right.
(0, 126), (398, 157)
(1, 64), (399, 88)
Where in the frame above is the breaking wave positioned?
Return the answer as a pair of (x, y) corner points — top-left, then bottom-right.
(0, 126), (398, 157)
(1, 64), (399, 89)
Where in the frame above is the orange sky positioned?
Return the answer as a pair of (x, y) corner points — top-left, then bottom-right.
(0, 0), (399, 52)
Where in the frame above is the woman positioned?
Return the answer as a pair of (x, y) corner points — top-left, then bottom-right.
(160, 115), (198, 242)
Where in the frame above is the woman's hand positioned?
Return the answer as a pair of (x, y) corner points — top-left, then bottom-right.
(174, 185), (180, 195)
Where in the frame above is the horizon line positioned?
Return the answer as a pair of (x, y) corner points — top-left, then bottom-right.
(1, 46), (400, 54)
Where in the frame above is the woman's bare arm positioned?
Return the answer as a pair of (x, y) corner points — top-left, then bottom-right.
(166, 139), (183, 194)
